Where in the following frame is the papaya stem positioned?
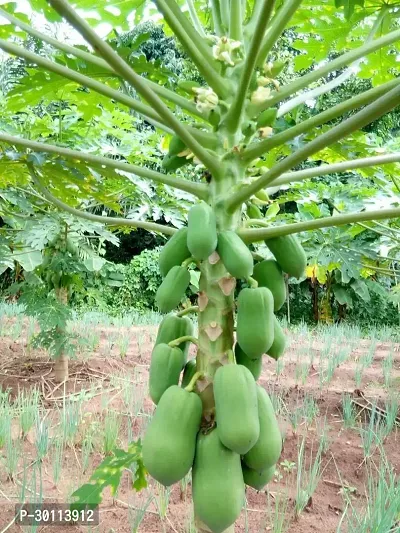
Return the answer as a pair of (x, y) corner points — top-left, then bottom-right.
(244, 218), (269, 228)
(168, 335), (199, 348)
(247, 277), (259, 288)
(184, 371), (204, 392)
(182, 257), (196, 268)
(176, 306), (200, 317)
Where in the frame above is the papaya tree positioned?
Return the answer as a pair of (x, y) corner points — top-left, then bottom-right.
(0, 0), (400, 531)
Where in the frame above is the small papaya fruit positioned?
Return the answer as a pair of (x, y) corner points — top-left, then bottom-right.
(265, 234), (306, 279)
(155, 266), (190, 313)
(187, 202), (218, 261)
(155, 314), (193, 362)
(168, 136), (186, 156)
(236, 287), (275, 359)
(149, 343), (185, 404)
(254, 189), (269, 202)
(242, 463), (275, 490)
(143, 385), (202, 486)
(159, 228), (191, 277)
(162, 154), (189, 172)
(247, 203), (263, 219)
(253, 260), (286, 311)
(214, 364), (260, 454)
(217, 231), (254, 279)
(234, 344), (262, 380)
(181, 358), (197, 388)
(256, 108), (277, 128)
(192, 429), (244, 533)
(267, 317), (286, 360)
(177, 80), (201, 94)
(243, 386), (282, 471)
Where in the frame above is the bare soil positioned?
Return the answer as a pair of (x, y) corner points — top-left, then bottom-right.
(0, 319), (399, 533)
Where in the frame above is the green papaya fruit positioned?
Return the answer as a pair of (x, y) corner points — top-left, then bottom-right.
(192, 429), (244, 533)
(234, 344), (262, 380)
(256, 108), (277, 128)
(187, 202), (218, 261)
(143, 385), (202, 486)
(267, 317), (286, 360)
(214, 364), (260, 454)
(149, 343), (185, 404)
(155, 266), (190, 313)
(236, 287), (275, 359)
(159, 227), (191, 278)
(177, 80), (201, 94)
(253, 260), (286, 311)
(247, 203), (263, 219)
(216, 231), (254, 280)
(155, 314), (193, 362)
(265, 234), (306, 279)
(242, 463), (275, 490)
(181, 359), (197, 388)
(254, 189), (269, 202)
(243, 386), (282, 471)
(168, 136), (186, 156)
(162, 154), (189, 172)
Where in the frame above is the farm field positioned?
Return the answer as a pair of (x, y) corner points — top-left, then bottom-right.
(0, 305), (399, 533)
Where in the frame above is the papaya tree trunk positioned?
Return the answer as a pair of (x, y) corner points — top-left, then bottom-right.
(193, 167), (243, 531)
(54, 287), (69, 382)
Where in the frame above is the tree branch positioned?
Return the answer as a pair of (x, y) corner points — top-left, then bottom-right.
(269, 153), (400, 188)
(0, 7), (201, 118)
(210, 0), (223, 35)
(224, 0), (275, 133)
(239, 208), (400, 243)
(154, 0), (228, 98)
(256, 0), (303, 68)
(229, 0), (243, 41)
(264, 26), (400, 109)
(226, 82), (400, 211)
(186, 0), (207, 37)
(28, 166), (177, 236)
(0, 134), (209, 199)
(48, 0), (221, 175)
(242, 77), (400, 162)
(220, 0), (231, 33)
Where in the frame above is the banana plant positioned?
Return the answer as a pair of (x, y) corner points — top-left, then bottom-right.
(0, 0), (400, 531)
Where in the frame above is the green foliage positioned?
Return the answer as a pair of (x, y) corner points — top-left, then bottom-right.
(71, 441), (147, 508)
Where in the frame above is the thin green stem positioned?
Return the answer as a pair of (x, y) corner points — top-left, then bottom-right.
(184, 371), (204, 392)
(229, 0), (243, 41)
(155, 0), (228, 98)
(239, 207), (400, 243)
(256, 0), (303, 68)
(211, 0), (223, 35)
(265, 26), (400, 108)
(186, 0), (206, 37)
(176, 306), (200, 317)
(227, 82), (400, 211)
(0, 134), (208, 199)
(220, 0), (231, 33)
(269, 152), (400, 188)
(224, 0), (275, 133)
(168, 336), (199, 347)
(28, 166), (177, 236)
(243, 77), (400, 162)
(0, 7), (201, 117)
(48, 0), (221, 175)
(246, 0), (266, 32)
(0, 39), (166, 129)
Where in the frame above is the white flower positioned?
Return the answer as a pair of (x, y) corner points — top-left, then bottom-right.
(193, 87), (219, 113)
(212, 37), (242, 66)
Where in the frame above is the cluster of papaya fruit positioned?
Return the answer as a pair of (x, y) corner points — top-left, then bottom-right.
(143, 200), (306, 533)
